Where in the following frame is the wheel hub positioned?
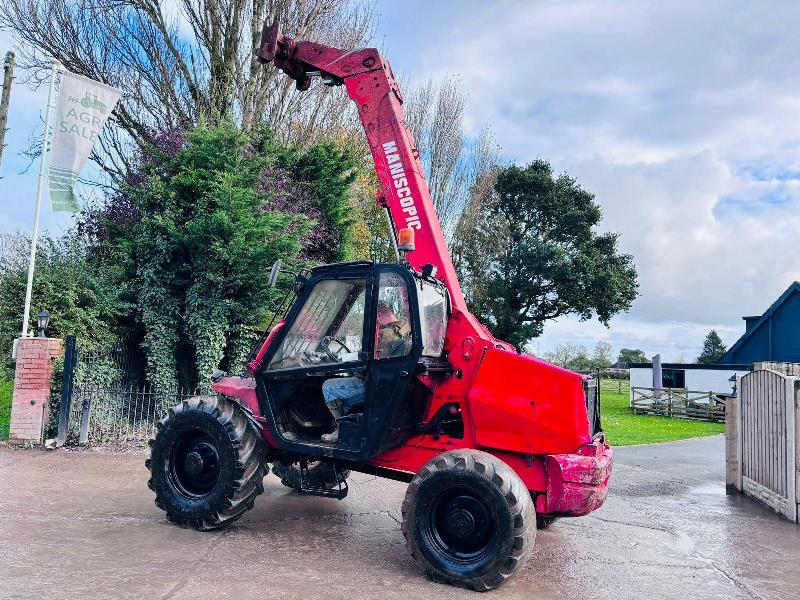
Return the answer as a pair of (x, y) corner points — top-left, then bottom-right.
(185, 451), (204, 475)
(429, 490), (497, 559)
(446, 508), (475, 539)
(169, 433), (221, 499)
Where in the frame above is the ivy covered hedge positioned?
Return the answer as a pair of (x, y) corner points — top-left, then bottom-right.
(1, 122), (361, 391)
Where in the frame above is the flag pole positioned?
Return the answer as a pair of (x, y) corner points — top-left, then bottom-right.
(21, 58), (61, 338)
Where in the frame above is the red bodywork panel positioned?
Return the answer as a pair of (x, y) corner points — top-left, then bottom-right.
(468, 349), (591, 455)
(224, 20), (614, 518)
(540, 443), (613, 516)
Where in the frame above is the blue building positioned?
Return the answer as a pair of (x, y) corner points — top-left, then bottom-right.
(721, 282), (800, 364)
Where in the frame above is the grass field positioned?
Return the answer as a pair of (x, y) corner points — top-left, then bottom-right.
(600, 381), (725, 446)
(0, 378), (13, 440)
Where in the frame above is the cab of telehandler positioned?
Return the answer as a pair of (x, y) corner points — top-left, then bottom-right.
(255, 261), (450, 461)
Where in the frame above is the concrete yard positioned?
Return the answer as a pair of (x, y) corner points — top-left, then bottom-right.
(1, 435), (799, 599)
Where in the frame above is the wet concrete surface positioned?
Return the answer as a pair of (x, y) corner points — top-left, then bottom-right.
(1, 434), (798, 599)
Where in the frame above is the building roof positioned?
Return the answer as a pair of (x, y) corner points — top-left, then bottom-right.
(720, 281), (800, 364)
(629, 362), (752, 370)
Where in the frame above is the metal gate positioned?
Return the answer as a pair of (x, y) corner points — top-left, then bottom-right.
(54, 335), (207, 446)
(737, 369), (797, 521)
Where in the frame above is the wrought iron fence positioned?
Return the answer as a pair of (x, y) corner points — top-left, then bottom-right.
(60, 384), (210, 445)
(73, 336), (142, 388)
(50, 334), (212, 446)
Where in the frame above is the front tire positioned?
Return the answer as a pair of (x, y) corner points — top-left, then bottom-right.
(401, 449), (535, 591)
(146, 395), (267, 530)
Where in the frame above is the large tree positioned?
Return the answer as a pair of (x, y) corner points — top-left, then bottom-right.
(617, 348), (648, 365)
(697, 330), (727, 364)
(274, 141), (357, 263)
(453, 160), (638, 346)
(0, 0), (375, 177)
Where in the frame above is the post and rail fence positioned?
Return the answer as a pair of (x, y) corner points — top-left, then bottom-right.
(630, 386), (728, 422)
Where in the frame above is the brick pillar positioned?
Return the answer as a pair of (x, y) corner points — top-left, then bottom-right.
(8, 337), (63, 445)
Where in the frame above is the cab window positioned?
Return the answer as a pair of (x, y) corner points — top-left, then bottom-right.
(375, 272), (413, 359)
(418, 281), (447, 357)
(268, 279), (366, 370)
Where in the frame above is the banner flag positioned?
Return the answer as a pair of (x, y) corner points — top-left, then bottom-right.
(48, 72), (122, 212)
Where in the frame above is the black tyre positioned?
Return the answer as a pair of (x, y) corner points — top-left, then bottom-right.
(146, 395), (267, 531)
(272, 461), (349, 492)
(401, 449), (535, 591)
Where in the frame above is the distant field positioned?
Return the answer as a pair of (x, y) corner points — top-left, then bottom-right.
(600, 381), (725, 446)
(0, 378), (12, 440)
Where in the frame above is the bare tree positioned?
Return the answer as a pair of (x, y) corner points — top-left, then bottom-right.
(0, 0), (376, 178)
(450, 164), (500, 306)
(404, 77), (499, 238)
(592, 341), (614, 369)
(544, 343), (588, 369)
(0, 230), (26, 270)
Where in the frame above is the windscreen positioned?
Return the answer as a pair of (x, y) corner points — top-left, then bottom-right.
(268, 278), (366, 370)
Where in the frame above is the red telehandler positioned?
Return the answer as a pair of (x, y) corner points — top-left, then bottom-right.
(146, 19), (612, 591)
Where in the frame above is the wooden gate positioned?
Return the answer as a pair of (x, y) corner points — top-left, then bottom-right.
(737, 369), (797, 521)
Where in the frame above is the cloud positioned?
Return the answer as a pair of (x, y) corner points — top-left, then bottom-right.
(570, 152), (800, 323)
(2, 1), (799, 360)
(382, 0), (800, 358)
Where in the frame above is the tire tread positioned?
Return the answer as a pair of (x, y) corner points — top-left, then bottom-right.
(401, 449), (535, 591)
(147, 395), (267, 531)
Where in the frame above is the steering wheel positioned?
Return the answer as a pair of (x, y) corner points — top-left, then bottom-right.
(319, 336), (351, 362)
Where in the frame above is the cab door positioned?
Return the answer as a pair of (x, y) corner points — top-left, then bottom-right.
(257, 263), (374, 459)
(361, 267), (423, 456)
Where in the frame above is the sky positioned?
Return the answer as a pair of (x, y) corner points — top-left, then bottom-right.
(2, 1), (800, 361)
(376, 0), (800, 361)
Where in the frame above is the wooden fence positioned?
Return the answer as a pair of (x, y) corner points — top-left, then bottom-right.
(727, 367), (798, 522)
(630, 386), (727, 422)
(600, 378), (629, 395)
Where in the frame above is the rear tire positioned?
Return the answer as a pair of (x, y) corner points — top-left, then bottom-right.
(272, 461), (349, 492)
(401, 449), (535, 591)
(146, 395), (267, 531)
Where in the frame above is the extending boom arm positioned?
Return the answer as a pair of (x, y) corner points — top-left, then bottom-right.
(258, 19), (467, 312)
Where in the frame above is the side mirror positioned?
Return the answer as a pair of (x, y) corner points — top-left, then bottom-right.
(268, 259), (283, 288)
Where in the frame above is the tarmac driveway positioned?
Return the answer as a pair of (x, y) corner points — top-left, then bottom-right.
(1, 435), (798, 599)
